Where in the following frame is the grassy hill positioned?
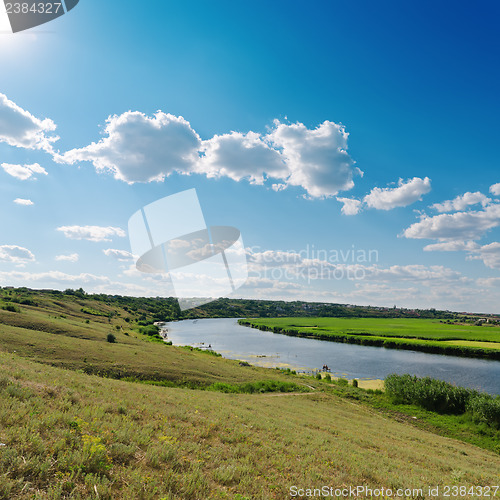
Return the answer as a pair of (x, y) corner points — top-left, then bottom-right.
(0, 288), (499, 498)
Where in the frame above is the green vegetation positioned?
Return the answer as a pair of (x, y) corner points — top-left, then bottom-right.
(240, 317), (500, 360)
(0, 290), (299, 388)
(385, 374), (500, 427)
(80, 307), (108, 317)
(0, 287), (499, 498)
(207, 380), (307, 394)
(0, 353), (499, 499)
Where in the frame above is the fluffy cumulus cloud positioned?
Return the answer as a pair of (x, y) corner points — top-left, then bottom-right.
(336, 197), (363, 216)
(404, 203), (500, 241)
(364, 177), (431, 210)
(13, 198), (34, 206)
(468, 242), (500, 270)
(361, 264), (466, 283)
(490, 183), (500, 196)
(2, 162), (47, 180)
(0, 270), (109, 285)
(103, 249), (134, 261)
(265, 120), (362, 197)
(57, 225), (126, 242)
(336, 177), (432, 216)
(58, 111), (202, 183)
(55, 253), (79, 262)
(431, 192), (491, 213)
(197, 131), (287, 185)
(404, 186), (500, 271)
(245, 247), (465, 286)
(423, 241), (479, 252)
(0, 93), (58, 152)
(58, 112), (360, 198)
(0, 245), (35, 263)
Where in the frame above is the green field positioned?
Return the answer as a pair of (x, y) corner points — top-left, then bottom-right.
(1, 289), (500, 498)
(240, 317), (500, 359)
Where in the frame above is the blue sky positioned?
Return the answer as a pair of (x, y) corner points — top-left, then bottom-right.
(0, 0), (499, 312)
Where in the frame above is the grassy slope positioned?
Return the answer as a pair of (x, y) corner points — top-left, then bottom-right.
(0, 293), (499, 498)
(243, 317), (500, 359)
(0, 301), (292, 387)
(1, 352), (499, 499)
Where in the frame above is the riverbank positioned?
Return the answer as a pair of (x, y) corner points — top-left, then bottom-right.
(166, 317), (500, 395)
(239, 317), (500, 361)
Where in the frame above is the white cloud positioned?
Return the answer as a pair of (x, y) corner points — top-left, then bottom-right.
(431, 191), (491, 213)
(58, 111), (360, 198)
(0, 93), (58, 152)
(423, 241), (479, 252)
(467, 242), (500, 270)
(58, 111), (202, 183)
(336, 197), (363, 216)
(57, 225), (126, 242)
(246, 247), (464, 286)
(361, 264), (466, 283)
(103, 248), (134, 261)
(198, 131), (287, 185)
(0, 270), (109, 285)
(477, 277), (500, 287)
(364, 177), (431, 210)
(55, 253), (79, 262)
(265, 120), (361, 198)
(13, 198), (34, 206)
(0, 245), (35, 263)
(403, 203), (500, 241)
(243, 277), (302, 290)
(2, 162), (47, 180)
(490, 183), (500, 196)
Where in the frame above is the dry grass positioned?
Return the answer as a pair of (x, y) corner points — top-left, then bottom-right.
(0, 352), (499, 499)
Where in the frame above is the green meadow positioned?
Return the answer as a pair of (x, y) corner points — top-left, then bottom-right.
(0, 289), (499, 498)
(241, 317), (500, 359)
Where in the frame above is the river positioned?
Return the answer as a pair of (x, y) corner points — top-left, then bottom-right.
(165, 318), (500, 395)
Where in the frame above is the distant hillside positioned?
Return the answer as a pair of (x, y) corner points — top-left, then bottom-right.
(0, 286), (474, 322)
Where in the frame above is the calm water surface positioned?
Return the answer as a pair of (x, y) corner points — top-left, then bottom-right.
(166, 318), (500, 395)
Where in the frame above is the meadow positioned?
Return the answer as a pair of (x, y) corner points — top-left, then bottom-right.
(240, 317), (500, 359)
(0, 289), (499, 498)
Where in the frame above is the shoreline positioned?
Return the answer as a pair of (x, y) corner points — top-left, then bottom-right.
(238, 320), (500, 362)
(161, 319), (386, 390)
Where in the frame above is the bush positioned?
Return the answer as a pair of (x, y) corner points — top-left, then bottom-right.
(385, 374), (500, 428)
(2, 304), (20, 313)
(467, 393), (500, 428)
(208, 380), (305, 394)
(106, 333), (116, 343)
(19, 298), (37, 306)
(385, 374), (474, 414)
(324, 373), (331, 381)
(139, 325), (160, 337)
(352, 379), (358, 388)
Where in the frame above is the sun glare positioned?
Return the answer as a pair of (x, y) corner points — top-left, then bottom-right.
(0, 3), (11, 32)
(0, 5), (41, 55)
